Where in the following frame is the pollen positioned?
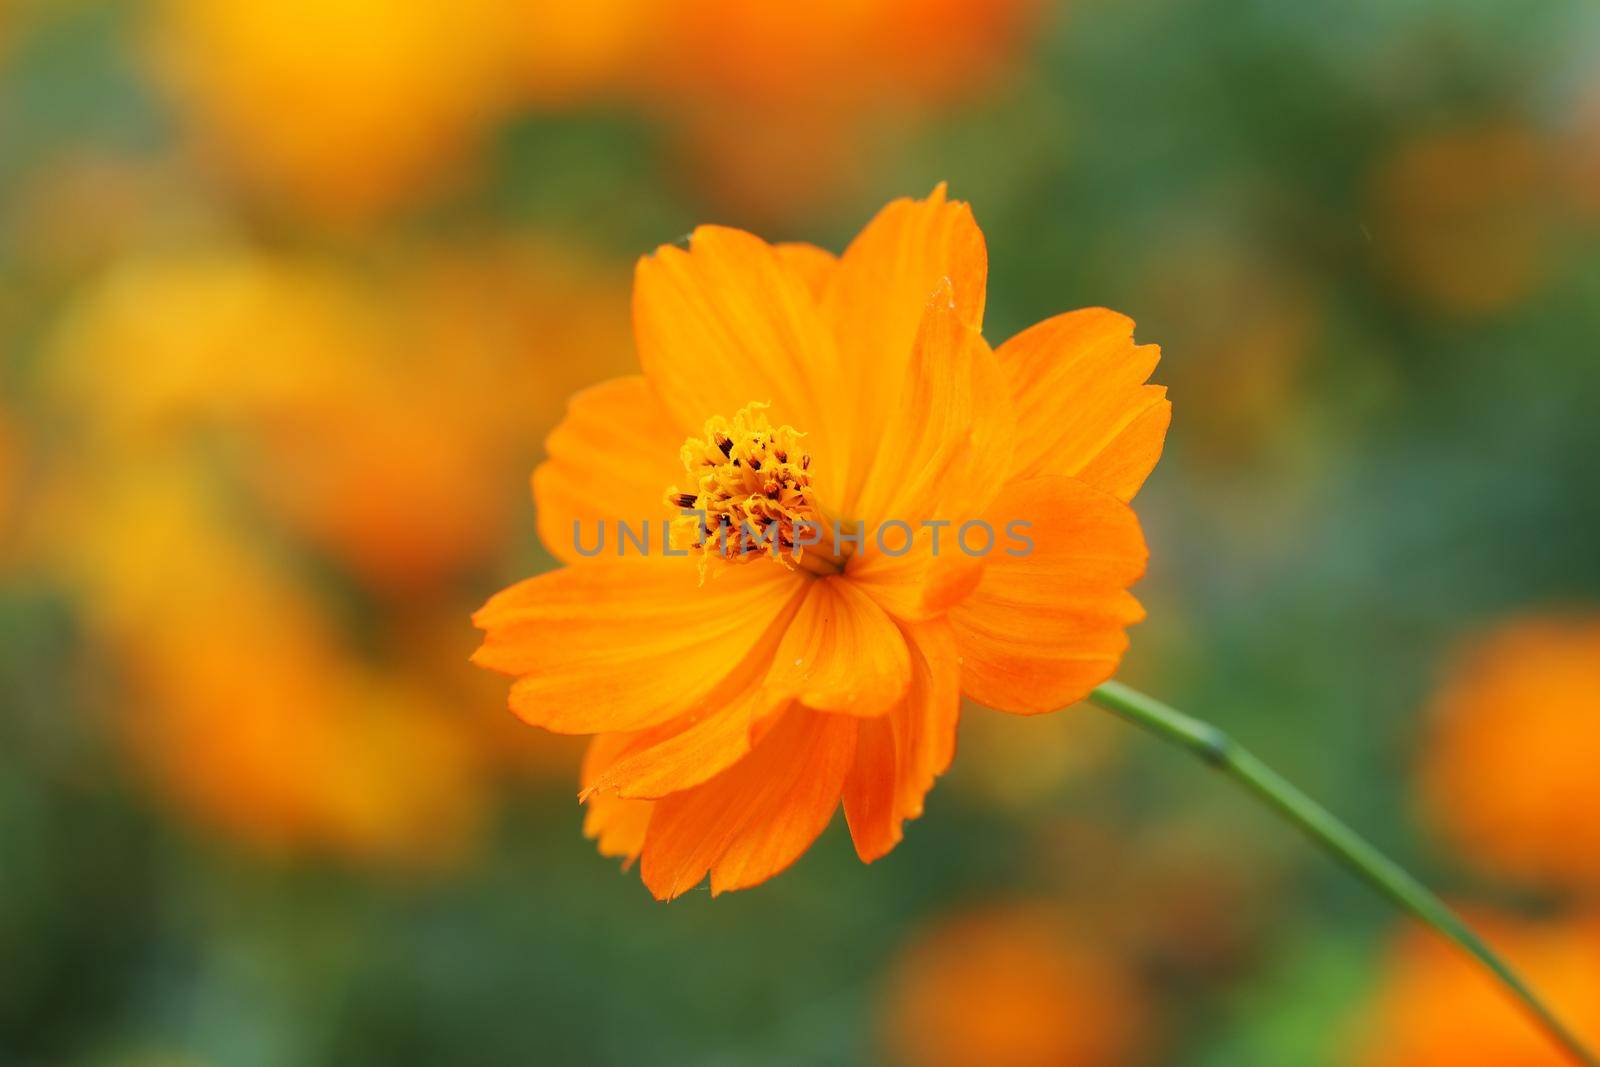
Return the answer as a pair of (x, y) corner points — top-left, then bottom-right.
(665, 402), (814, 570)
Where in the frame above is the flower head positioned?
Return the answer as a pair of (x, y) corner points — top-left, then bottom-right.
(665, 401), (815, 569)
(474, 186), (1169, 898)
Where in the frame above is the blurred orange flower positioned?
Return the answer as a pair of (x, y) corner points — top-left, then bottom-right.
(247, 243), (633, 592)
(643, 0), (1045, 219)
(46, 244), (630, 590)
(474, 186), (1169, 898)
(1368, 123), (1558, 317)
(879, 902), (1149, 1067)
(1418, 614), (1600, 892)
(1346, 914), (1600, 1067)
(66, 467), (488, 862)
(507, 0), (649, 106)
(39, 240), (630, 859)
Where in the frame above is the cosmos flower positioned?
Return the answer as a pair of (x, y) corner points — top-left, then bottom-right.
(1347, 913), (1600, 1067)
(474, 186), (1169, 899)
(1418, 615), (1600, 893)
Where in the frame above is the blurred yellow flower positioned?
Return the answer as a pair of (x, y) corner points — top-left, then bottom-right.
(38, 239), (631, 860)
(147, 0), (516, 222)
(879, 902), (1150, 1067)
(143, 0), (1050, 223)
(46, 251), (376, 437)
(1347, 913), (1600, 1067)
(1418, 614), (1600, 892)
(46, 244), (631, 589)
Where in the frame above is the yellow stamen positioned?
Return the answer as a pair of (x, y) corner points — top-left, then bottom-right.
(665, 402), (815, 573)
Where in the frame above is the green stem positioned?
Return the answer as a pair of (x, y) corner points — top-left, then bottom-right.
(1088, 680), (1598, 1067)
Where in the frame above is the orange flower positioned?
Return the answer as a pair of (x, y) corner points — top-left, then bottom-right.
(879, 902), (1149, 1067)
(474, 187), (1170, 898)
(1346, 914), (1600, 1067)
(1418, 615), (1600, 891)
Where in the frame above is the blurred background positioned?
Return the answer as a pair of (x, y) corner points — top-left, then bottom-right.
(3, 0), (1600, 1064)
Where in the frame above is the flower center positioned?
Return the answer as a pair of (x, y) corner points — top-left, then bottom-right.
(665, 402), (815, 569)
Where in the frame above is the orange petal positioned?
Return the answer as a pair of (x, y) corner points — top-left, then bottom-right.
(850, 279), (1013, 526)
(766, 575), (912, 716)
(820, 184), (988, 510)
(639, 706), (857, 900)
(585, 672), (791, 801)
(472, 559), (806, 733)
(949, 476), (1148, 714)
(531, 376), (686, 565)
(775, 241), (837, 300)
(842, 619), (962, 862)
(633, 225), (851, 506)
(580, 735), (653, 865)
(997, 309), (1170, 502)
(846, 532), (988, 623)
(845, 285), (1013, 621)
